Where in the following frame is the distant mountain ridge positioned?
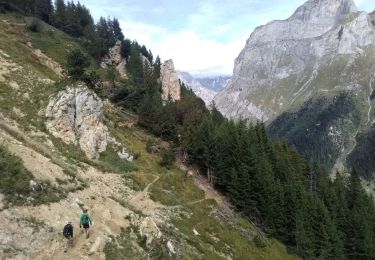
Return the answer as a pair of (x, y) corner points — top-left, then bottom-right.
(177, 71), (230, 105)
(197, 76), (231, 92)
(214, 0), (375, 177)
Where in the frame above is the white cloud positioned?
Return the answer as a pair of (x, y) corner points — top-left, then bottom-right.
(120, 23), (245, 76)
(156, 31), (245, 76)
(119, 20), (166, 43)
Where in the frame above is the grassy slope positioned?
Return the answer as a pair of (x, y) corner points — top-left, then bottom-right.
(0, 13), (299, 259)
(0, 13), (60, 131)
(268, 46), (375, 177)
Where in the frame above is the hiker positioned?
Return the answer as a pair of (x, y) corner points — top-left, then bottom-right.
(63, 221), (73, 252)
(79, 208), (92, 238)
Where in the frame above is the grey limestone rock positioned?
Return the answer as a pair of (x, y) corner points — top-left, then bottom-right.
(214, 0), (374, 121)
(160, 59), (181, 102)
(45, 84), (109, 159)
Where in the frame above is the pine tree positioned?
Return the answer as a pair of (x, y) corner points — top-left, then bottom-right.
(34, 0), (54, 23)
(53, 0), (66, 29)
(127, 42), (143, 83)
(153, 55), (161, 80)
(344, 169), (375, 258)
(64, 2), (81, 37)
(112, 18), (124, 41)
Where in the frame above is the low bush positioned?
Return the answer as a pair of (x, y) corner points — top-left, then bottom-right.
(25, 18), (42, 32)
(159, 148), (175, 169)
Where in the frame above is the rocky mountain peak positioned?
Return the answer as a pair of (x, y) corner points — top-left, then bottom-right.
(249, 0), (358, 43)
(290, 0), (357, 21)
(215, 0), (373, 121)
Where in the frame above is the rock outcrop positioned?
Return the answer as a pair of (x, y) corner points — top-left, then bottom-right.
(214, 0), (374, 121)
(45, 84), (110, 159)
(160, 59), (181, 102)
(101, 40), (127, 78)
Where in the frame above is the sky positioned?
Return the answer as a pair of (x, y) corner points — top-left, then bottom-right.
(78, 0), (374, 77)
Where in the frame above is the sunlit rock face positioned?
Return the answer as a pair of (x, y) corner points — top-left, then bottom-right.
(160, 59), (181, 102)
(214, 0), (374, 121)
(45, 84), (109, 159)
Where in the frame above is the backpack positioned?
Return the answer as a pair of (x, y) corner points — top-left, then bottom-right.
(82, 213), (89, 225)
(63, 224), (72, 238)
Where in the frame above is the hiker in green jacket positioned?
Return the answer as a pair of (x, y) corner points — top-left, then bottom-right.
(79, 208), (92, 238)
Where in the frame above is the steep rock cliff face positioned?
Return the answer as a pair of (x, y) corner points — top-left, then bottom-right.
(214, 0), (375, 176)
(160, 59), (181, 102)
(215, 0), (374, 120)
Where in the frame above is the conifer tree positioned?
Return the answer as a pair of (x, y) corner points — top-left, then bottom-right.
(53, 0), (66, 29)
(112, 18), (124, 41)
(34, 0), (54, 23)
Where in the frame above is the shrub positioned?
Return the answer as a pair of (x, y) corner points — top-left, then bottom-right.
(159, 148), (175, 169)
(83, 70), (100, 89)
(65, 49), (90, 80)
(25, 18), (42, 32)
(146, 138), (163, 154)
(146, 138), (155, 153)
(254, 235), (267, 248)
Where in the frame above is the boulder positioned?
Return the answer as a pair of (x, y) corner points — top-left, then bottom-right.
(117, 147), (133, 162)
(139, 217), (162, 245)
(167, 240), (176, 255)
(29, 180), (40, 191)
